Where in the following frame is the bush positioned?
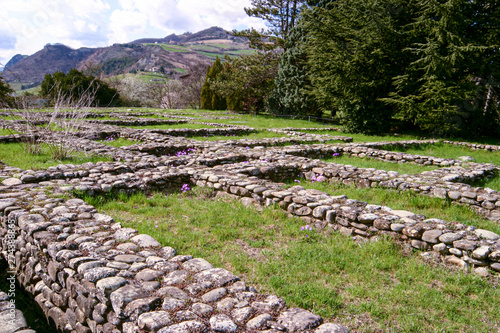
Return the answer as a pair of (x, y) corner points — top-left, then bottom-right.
(40, 69), (120, 107)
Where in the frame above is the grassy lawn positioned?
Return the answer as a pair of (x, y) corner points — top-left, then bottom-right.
(191, 131), (287, 141)
(323, 155), (438, 175)
(474, 175), (500, 192)
(303, 129), (421, 142)
(291, 180), (500, 235)
(127, 123), (215, 130)
(0, 128), (18, 135)
(85, 188), (500, 333)
(196, 115), (336, 129)
(0, 142), (112, 170)
(387, 143), (500, 166)
(99, 137), (141, 147)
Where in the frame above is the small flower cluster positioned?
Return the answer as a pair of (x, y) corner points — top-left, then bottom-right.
(311, 174), (325, 183)
(294, 179), (301, 183)
(332, 152), (340, 157)
(175, 148), (196, 156)
(105, 134), (118, 141)
(181, 184), (190, 193)
(301, 224), (313, 237)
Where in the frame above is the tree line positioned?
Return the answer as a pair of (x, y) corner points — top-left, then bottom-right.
(201, 0), (499, 137)
(0, 61), (208, 110)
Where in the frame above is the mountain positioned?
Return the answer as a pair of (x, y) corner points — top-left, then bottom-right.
(3, 45), (95, 84)
(3, 27), (252, 87)
(4, 54), (28, 70)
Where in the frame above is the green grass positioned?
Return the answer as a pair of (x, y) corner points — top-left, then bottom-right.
(293, 180), (500, 235)
(191, 131), (287, 141)
(127, 123), (215, 130)
(196, 114), (336, 129)
(0, 115), (23, 120)
(0, 128), (18, 135)
(472, 174), (500, 192)
(99, 137), (141, 147)
(173, 68), (188, 74)
(387, 143), (500, 166)
(304, 129), (420, 142)
(0, 142), (112, 170)
(85, 188), (500, 333)
(324, 155), (437, 175)
(146, 43), (191, 53)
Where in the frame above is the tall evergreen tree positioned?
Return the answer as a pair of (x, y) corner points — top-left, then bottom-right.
(270, 24), (318, 117)
(200, 65), (213, 110)
(210, 58), (227, 110)
(385, 0), (500, 136)
(303, 0), (412, 133)
(238, 0), (307, 49)
(201, 57), (227, 110)
(0, 75), (15, 108)
(212, 53), (279, 113)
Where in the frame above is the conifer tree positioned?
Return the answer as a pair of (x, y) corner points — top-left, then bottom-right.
(270, 24), (318, 117)
(0, 75), (15, 108)
(303, 0), (408, 133)
(210, 58), (227, 110)
(200, 57), (227, 110)
(385, 0), (500, 136)
(200, 65), (213, 110)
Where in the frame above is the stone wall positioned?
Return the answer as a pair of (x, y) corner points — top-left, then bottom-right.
(1, 112), (499, 332)
(0, 181), (349, 333)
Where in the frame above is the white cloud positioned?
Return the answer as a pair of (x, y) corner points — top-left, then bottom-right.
(67, 0), (110, 19)
(108, 9), (149, 42)
(0, 0), (266, 66)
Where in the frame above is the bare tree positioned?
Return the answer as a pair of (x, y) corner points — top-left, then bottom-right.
(10, 80), (99, 159)
(161, 80), (183, 109)
(178, 63), (209, 109)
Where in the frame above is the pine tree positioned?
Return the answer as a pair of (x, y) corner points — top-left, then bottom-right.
(385, 0), (500, 136)
(200, 65), (212, 110)
(0, 75), (15, 108)
(237, 0), (307, 50)
(200, 57), (227, 110)
(270, 24), (318, 116)
(303, 0), (409, 133)
(212, 53), (279, 113)
(210, 57), (227, 110)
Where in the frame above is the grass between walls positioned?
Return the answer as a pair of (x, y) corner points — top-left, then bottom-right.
(84, 188), (500, 333)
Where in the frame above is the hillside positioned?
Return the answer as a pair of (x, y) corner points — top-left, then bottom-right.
(3, 27), (253, 88)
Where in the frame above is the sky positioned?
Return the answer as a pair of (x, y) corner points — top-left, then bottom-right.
(0, 0), (266, 67)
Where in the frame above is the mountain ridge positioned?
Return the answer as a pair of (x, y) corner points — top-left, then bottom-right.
(3, 27), (251, 86)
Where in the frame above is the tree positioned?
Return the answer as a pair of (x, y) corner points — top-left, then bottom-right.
(303, 0), (409, 133)
(40, 69), (119, 107)
(238, 0), (307, 49)
(161, 80), (183, 109)
(0, 75), (15, 108)
(269, 23), (318, 117)
(201, 66), (213, 110)
(201, 56), (227, 110)
(303, 0), (499, 136)
(213, 53), (279, 113)
(385, 0), (500, 137)
(178, 63), (208, 108)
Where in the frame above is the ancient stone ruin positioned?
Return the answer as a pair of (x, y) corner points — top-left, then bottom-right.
(0, 110), (498, 332)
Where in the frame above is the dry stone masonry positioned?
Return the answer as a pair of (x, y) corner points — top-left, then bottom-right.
(0, 110), (499, 332)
